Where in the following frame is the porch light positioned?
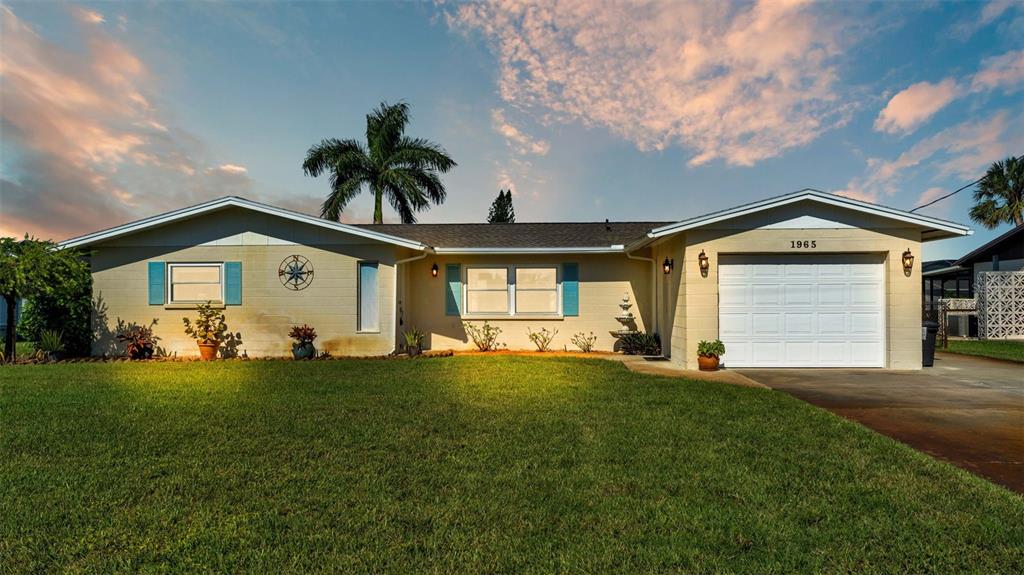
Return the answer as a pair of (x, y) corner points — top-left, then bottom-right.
(698, 250), (710, 277)
(431, 263), (439, 278)
(662, 257), (674, 275)
(902, 248), (914, 275)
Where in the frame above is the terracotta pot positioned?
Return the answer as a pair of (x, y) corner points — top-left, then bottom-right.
(198, 342), (219, 360)
(697, 355), (720, 371)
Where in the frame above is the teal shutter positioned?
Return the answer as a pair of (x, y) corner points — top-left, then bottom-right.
(148, 262), (165, 305)
(224, 262), (242, 305)
(562, 263), (579, 316)
(445, 264), (462, 316)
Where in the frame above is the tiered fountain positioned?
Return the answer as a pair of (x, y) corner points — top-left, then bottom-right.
(610, 292), (638, 340)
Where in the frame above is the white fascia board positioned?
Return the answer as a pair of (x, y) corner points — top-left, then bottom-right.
(646, 190), (972, 240)
(433, 245), (625, 255)
(59, 196), (430, 251)
(922, 265), (966, 277)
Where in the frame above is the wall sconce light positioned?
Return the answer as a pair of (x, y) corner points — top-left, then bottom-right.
(902, 248), (914, 276)
(431, 263), (439, 278)
(662, 257), (674, 275)
(698, 250), (710, 277)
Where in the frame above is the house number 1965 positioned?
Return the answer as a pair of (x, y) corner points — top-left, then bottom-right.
(791, 240), (817, 248)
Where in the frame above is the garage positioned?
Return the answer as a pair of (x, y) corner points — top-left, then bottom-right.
(718, 254), (885, 367)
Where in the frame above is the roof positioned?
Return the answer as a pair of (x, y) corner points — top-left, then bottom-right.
(355, 222), (670, 253)
(626, 188), (972, 250)
(954, 224), (1023, 267)
(59, 196), (429, 251)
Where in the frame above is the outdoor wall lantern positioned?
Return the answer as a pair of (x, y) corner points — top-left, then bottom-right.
(698, 250), (710, 278)
(902, 248), (914, 276)
(431, 263), (439, 278)
(662, 257), (674, 275)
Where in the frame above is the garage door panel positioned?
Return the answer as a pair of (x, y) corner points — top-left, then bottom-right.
(719, 255), (884, 368)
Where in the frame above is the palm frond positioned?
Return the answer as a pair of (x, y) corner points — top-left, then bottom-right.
(387, 137), (457, 172)
(366, 101), (410, 161)
(302, 138), (365, 177)
(321, 175), (365, 221)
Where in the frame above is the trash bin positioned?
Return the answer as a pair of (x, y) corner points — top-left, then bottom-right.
(922, 320), (939, 367)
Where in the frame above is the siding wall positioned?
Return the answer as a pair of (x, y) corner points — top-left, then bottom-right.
(89, 208), (403, 357)
(401, 254), (654, 351)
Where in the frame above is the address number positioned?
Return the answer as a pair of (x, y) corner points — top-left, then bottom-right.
(791, 240), (817, 248)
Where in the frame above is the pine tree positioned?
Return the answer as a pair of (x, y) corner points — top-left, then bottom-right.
(487, 190), (516, 223)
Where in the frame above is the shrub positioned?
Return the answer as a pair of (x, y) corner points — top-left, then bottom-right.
(288, 324), (317, 344)
(526, 327), (557, 352)
(463, 321), (503, 351)
(403, 326), (425, 349)
(619, 332), (661, 356)
(116, 322), (161, 360)
(37, 329), (64, 355)
(697, 339), (726, 358)
(17, 270), (92, 357)
(182, 303), (229, 344)
(570, 331), (597, 353)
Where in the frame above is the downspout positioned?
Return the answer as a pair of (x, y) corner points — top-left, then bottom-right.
(625, 246), (658, 335)
(392, 249), (431, 353)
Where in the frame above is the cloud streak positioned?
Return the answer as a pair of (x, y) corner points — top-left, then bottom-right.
(491, 109), (550, 156)
(448, 0), (854, 167)
(0, 6), (252, 241)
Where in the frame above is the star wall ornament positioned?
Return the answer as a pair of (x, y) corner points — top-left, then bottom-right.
(279, 255), (314, 291)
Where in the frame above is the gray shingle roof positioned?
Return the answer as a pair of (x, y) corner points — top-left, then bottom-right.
(354, 222), (671, 249)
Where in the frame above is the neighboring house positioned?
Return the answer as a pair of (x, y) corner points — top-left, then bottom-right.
(60, 189), (971, 369)
(922, 224), (1023, 338)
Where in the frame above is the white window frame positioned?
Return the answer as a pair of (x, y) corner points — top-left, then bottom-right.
(166, 262), (225, 305)
(463, 264), (562, 318)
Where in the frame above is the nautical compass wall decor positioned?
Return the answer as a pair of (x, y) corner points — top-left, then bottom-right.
(279, 255), (314, 291)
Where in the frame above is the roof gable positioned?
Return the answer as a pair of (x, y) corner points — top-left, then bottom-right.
(59, 196), (429, 251)
(630, 189), (971, 248)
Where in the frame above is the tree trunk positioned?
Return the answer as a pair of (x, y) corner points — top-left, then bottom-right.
(373, 184), (383, 224)
(3, 295), (15, 362)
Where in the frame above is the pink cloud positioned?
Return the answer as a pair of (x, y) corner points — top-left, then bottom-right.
(0, 6), (253, 241)
(874, 79), (959, 135)
(490, 109), (550, 156)
(448, 0), (853, 166)
(971, 50), (1024, 92)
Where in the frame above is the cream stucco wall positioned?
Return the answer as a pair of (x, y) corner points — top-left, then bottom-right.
(401, 254), (654, 351)
(89, 208), (404, 357)
(657, 212), (924, 369)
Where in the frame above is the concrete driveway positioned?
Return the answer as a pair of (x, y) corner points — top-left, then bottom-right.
(741, 353), (1024, 494)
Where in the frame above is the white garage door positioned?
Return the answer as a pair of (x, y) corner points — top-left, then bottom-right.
(718, 255), (885, 368)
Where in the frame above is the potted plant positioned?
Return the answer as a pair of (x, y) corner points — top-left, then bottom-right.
(697, 339), (726, 371)
(37, 329), (65, 362)
(182, 302), (229, 360)
(116, 323), (161, 360)
(403, 326), (425, 356)
(288, 324), (317, 359)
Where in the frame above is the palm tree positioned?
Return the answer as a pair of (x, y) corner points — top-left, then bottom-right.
(970, 156), (1023, 229)
(302, 102), (456, 223)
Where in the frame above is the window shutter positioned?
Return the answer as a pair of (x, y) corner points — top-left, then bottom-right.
(562, 263), (579, 316)
(445, 264), (462, 316)
(224, 262), (242, 305)
(148, 262), (165, 305)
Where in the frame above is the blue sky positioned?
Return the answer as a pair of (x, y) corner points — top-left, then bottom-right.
(1, 1), (1021, 260)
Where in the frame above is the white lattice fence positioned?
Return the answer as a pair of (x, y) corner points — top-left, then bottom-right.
(977, 271), (1024, 339)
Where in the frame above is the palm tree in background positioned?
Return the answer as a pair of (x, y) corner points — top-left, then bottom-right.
(302, 102), (456, 223)
(970, 155), (1023, 229)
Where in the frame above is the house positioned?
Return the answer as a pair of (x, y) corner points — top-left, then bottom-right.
(922, 224), (1023, 338)
(60, 189), (971, 368)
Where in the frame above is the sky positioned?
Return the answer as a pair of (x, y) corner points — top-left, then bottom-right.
(0, 0), (1021, 260)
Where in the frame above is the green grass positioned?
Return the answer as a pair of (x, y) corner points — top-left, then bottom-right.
(944, 339), (1024, 363)
(0, 340), (36, 359)
(1, 357), (1021, 573)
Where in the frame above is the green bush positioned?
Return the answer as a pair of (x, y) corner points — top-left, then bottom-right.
(17, 268), (92, 357)
(619, 332), (661, 356)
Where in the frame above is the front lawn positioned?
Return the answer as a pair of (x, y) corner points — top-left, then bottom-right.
(944, 339), (1024, 363)
(2, 357), (1021, 573)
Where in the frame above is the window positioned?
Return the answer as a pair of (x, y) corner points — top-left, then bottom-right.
(515, 267), (558, 314)
(358, 262), (379, 332)
(168, 263), (223, 304)
(464, 265), (560, 316)
(466, 268), (509, 314)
